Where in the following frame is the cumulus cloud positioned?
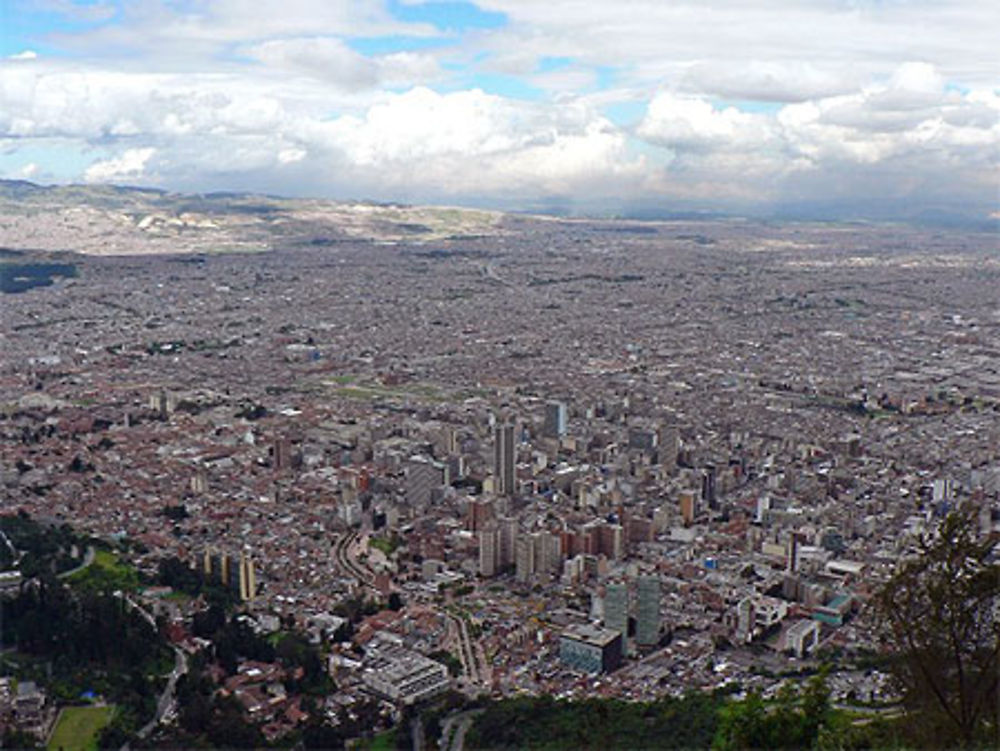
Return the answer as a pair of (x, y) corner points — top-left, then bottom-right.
(680, 61), (858, 103)
(243, 37), (440, 90)
(473, 1), (1000, 89)
(637, 94), (774, 152)
(8, 50), (39, 61)
(48, 0), (437, 61)
(4, 0), (998, 213)
(84, 147), (156, 182)
(633, 62), (999, 203)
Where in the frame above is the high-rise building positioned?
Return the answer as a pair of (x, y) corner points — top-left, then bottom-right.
(543, 401), (568, 439)
(405, 455), (450, 507)
(679, 491), (697, 525)
(467, 497), (495, 532)
(239, 551), (256, 602)
(604, 580), (629, 641)
(702, 464), (717, 508)
(585, 521), (624, 560)
(736, 597), (755, 643)
(515, 536), (535, 582)
(498, 516), (518, 568)
(636, 575), (661, 646)
(493, 422), (516, 496)
(627, 427), (657, 452)
(532, 531), (562, 575)
(658, 426), (680, 470)
(478, 523), (501, 577)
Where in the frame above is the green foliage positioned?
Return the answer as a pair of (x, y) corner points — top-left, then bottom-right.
(467, 692), (725, 751)
(874, 506), (999, 749)
(714, 673), (832, 751)
(369, 535), (401, 556)
(301, 697), (385, 750)
(48, 705), (114, 751)
(1, 727), (40, 749)
(276, 631), (331, 694)
(0, 575), (171, 743)
(67, 549), (138, 594)
(172, 673), (267, 748)
(156, 554), (238, 608)
(333, 595), (381, 624)
(0, 512), (88, 577)
(428, 649), (463, 677)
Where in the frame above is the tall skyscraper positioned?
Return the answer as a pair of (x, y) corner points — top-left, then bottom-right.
(543, 401), (568, 439)
(498, 516), (518, 568)
(239, 551), (257, 602)
(405, 455), (450, 507)
(467, 497), (495, 533)
(604, 580), (629, 642)
(658, 425), (680, 470)
(494, 421), (516, 496)
(702, 464), (717, 508)
(636, 575), (661, 646)
(514, 536), (535, 582)
(479, 523), (501, 577)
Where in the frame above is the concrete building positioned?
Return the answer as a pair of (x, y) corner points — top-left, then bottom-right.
(783, 619), (820, 658)
(543, 401), (568, 439)
(493, 422), (516, 496)
(515, 535), (535, 582)
(405, 455), (450, 507)
(604, 580), (629, 642)
(362, 634), (451, 705)
(559, 623), (623, 674)
(498, 516), (518, 568)
(636, 575), (661, 647)
(478, 522), (501, 577)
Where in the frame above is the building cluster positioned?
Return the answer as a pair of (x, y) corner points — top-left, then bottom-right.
(2, 217), (998, 727)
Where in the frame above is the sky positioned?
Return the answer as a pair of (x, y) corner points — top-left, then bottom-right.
(1, 0), (998, 218)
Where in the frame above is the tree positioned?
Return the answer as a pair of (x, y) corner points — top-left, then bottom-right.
(874, 505), (999, 748)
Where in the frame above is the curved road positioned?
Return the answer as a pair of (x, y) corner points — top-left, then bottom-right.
(440, 709), (484, 751)
(113, 593), (189, 746)
(333, 531), (376, 586)
(57, 545), (95, 579)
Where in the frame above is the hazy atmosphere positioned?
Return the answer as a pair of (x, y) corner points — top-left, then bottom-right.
(2, 0), (998, 218)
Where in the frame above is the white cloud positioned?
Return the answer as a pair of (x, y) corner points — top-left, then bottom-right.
(633, 62), (1000, 203)
(473, 1), (1000, 90)
(84, 147), (156, 182)
(3, 0), (998, 216)
(48, 0), (437, 61)
(637, 93), (774, 152)
(680, 61), (859, 103)
(243, 37), (441, 90)
(8, 50), (39, 61)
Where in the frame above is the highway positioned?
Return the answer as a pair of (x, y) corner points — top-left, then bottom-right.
(333, 531), (376, 586)
(443, 610), (488, 691)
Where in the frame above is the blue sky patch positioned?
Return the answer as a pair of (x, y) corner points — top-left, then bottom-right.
(387, 0), (506, 32)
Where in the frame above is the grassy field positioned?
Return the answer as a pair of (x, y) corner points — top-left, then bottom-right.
(67, 549), (138, 593)
(48, 705), (114, 751)
(361, 728), (397, 751)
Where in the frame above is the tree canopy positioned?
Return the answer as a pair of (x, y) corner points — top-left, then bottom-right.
(874, 505), (999, 748)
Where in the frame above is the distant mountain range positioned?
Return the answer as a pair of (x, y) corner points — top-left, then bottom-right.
(0, 179), (995, 258)
(0, 179), (507, 256)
